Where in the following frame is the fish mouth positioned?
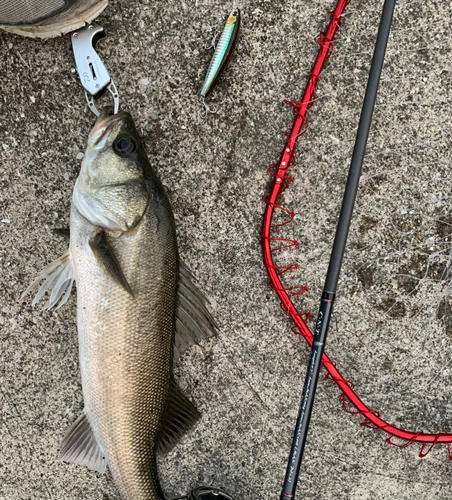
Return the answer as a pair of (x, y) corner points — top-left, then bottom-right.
(88, 107), (131, 149)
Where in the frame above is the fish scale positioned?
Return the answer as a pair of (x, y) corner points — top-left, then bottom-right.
(24, 109), (217, 500)
(71, 179), (177, 499)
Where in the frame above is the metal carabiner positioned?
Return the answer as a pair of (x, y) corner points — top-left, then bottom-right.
(71, 24), (119, 116)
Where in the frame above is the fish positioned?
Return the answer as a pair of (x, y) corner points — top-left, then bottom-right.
(23, 107), (217, 500)
(200, 4), (241, 100)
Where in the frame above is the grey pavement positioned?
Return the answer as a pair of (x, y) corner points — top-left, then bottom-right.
(1, 0), (452, 499)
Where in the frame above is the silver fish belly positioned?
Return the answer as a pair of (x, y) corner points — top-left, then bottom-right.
(71, 183), (177, 499)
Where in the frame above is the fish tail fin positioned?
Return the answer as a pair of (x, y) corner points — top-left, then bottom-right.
(22, 250), (75, 310)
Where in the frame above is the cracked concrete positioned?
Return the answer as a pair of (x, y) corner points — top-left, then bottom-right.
(1, 0), (452, 499)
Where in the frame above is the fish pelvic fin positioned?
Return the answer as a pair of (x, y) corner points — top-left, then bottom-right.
(59, 410), (107, 474)
(173, 263), (218, 362)
(21, 250), (75, 310)
(157, 378), (200, 455)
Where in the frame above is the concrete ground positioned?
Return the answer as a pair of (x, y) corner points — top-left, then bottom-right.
(1, 0), (451, 499)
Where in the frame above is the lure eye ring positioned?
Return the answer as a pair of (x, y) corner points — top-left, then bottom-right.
(113, 136), (136, 155)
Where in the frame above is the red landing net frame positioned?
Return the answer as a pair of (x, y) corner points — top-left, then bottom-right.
(260, 0), (452, 459)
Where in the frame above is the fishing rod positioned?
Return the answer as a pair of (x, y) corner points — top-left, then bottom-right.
(280, 1), (396, 499)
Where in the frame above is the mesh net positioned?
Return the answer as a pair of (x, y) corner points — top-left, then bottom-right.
(266, 0), (452, 443)
(0, 0), (75, 25)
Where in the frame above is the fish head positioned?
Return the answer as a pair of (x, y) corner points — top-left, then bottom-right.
(73, 107), (150, 233)
(84, 106), (144, 187)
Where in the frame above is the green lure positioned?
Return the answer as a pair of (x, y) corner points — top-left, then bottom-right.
(201, 6), (241, 99)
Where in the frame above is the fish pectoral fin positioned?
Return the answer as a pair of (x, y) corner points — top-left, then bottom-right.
(174, 263), (218, 363)
(157, 379), (201, 455)
(89, 231), (134, 298)
(22, 250), (75, 310)
(59, 410), (107, 474)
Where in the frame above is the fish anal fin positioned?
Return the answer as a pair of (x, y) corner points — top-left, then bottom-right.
(158, 379), (200, 455)
(174, 263), (217, 363)
(59, 411), (107, 474)
(89, 231), (134, 298)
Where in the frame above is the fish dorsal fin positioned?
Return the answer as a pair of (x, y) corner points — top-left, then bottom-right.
(59, 411), (107, 474)
(158, 378), (200, 455)
(89, 231), (134, 298)
(22, 250), (75, 310)
(174, 263), (218, 362)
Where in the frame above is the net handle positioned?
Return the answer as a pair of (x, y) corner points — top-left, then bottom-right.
(260, 0), (452, 458)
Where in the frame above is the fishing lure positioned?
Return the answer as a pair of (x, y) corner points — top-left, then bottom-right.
(200, 3), (241, 109)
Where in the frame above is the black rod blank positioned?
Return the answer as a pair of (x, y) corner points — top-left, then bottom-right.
(281, 1), (397, 499)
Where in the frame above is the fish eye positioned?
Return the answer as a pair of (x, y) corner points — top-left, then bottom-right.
(113, 136), (136, 155)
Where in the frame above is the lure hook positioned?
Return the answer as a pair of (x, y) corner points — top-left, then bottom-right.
(200, 97), (217, 116)
(204, 30), (219, 50)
